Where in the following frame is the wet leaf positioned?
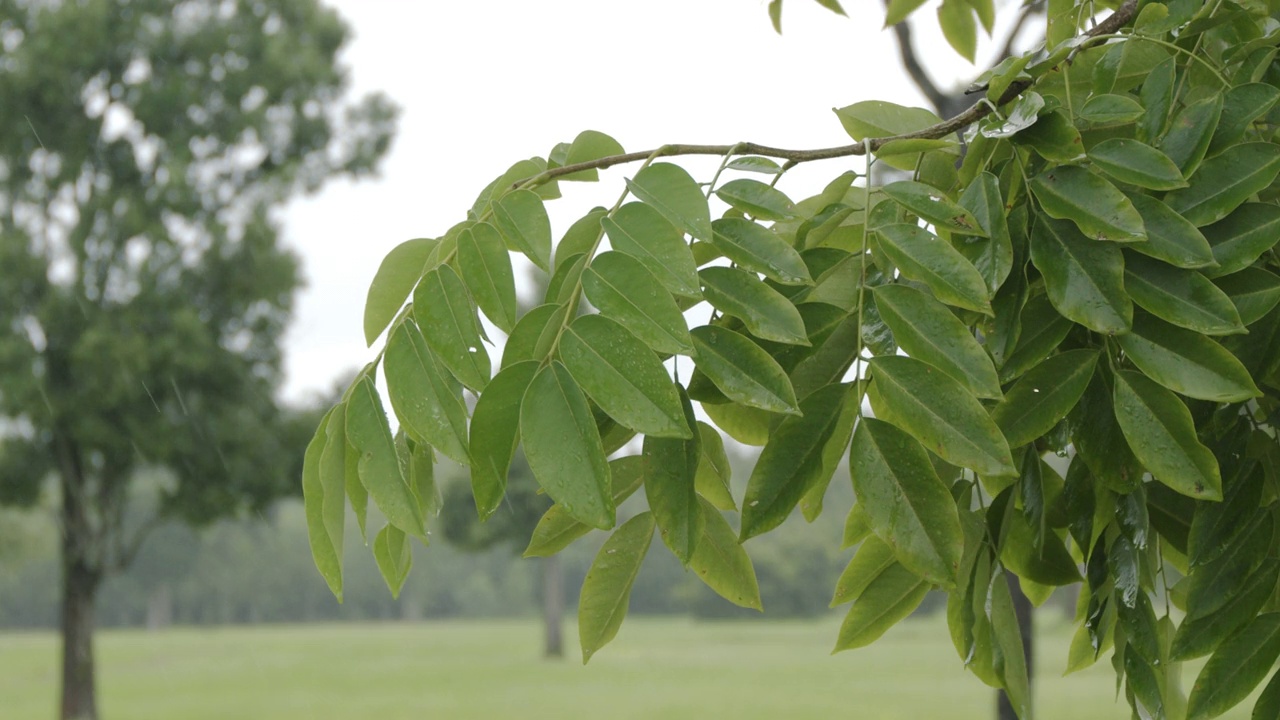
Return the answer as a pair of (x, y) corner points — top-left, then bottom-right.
(579, 512), (655, 663)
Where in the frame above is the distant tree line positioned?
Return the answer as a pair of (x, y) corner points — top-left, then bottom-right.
(0, 459), (857, 629)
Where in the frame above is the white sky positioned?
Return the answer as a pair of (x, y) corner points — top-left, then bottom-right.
(281, 0), (987, 402)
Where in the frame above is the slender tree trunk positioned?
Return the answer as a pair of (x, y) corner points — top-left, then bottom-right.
(60, 541), (100, 719)
(542, 555), (563, 659)
(57, 435), (101, 720)
(996, 574), (1034, 720)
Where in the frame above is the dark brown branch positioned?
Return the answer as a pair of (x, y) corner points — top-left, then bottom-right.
(515, 0), (1137, 189)
(892, 20), (953, 116)
(997, 1), (1046, 64)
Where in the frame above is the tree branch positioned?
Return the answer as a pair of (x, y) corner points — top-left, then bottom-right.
(996, 1), (1046, 64)
(892, 19), (953, 115)
(516, 0), (1137, 189)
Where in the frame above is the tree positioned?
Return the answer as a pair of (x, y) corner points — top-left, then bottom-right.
(0, 1), (395, 717)
(307, 0), (1280, 717)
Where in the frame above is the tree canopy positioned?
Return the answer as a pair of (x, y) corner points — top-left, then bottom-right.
(308, 0), (1280, 717)
(0, 0), (395, 717)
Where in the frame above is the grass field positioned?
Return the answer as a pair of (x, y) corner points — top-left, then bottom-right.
(0, 614), (1257, 719)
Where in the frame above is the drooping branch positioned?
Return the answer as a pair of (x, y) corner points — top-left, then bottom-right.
(516, 0), (1137, 189)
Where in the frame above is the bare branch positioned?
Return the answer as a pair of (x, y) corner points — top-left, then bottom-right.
(997, 0), (1046, 64)
(892, 20), (953, 115)
(514, 0), (1137, 190)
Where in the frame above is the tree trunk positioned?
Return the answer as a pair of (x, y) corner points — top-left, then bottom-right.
(542, 555), (563, 659)
(60, 550), (100, 720)
(996, 574), (1034, 720)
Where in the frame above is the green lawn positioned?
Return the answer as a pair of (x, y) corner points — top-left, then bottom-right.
(0, 614), (1254, 719)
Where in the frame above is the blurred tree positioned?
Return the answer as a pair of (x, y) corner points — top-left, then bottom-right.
(0, 0), (395, 717)
(439, 458), (563, 656)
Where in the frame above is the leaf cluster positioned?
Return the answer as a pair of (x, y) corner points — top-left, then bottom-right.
(307, 1), (1280, 716)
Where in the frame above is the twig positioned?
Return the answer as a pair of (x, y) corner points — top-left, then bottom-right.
(513, 0), (1138, 189)
(997, 0), (1046, 64)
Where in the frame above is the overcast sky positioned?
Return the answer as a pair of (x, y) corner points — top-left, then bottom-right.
(280, 0), (985, 402)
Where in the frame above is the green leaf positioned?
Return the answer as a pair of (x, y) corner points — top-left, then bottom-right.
(981, 92), (1044, 139)
(870, 355), (1016, 477)
(561, 314), (690, 438)
(1160, 93), (1222, 177)
(727, 156), (782, 174)
(491, 189), (552, 272)
(343, 428), (368, 543)
(1187, 510), (1273, 620)
(555, 208), (607, 270)
(850, 418), (964, 586)
(347, 375), (425, 538)
(690, 497), (762, 610)
(521, 362), (615, 529)
(956, 172), (1013, 294)
(715, 178), (797, 221)
(768, 0), (782, 32)
(1088, 138), (1188, 191)
(546, 253), (587, 306)
(710, 218), (811, 285)
(700, 266), (809, 345)
(881, 180), (986, 236)
(1029, 216), (1132, 334)
(1216, 268), (1280, 326)
(1139, 56), (1175, 141)
(643, 389), (702, 563)
(695, 421), (736, 511)
(875, 224), (992, 314)
(500, 303), (566, 369)
(1202, 203), (1280, 278)
(991, 350), (1097, 449)
(832, 535), (898, 606)
(303, 409), (342, 600)
(937, 0), (977, 62)
(626, 163), (712, 243)
(1254, 668), (1280, 720)
(363, 238), (435, 346)
(999, 292), (1073, 383)
(523, 456), (646, 558)
(1188, 614), (1280, 720)
(1117, 314), (1260, 402)
(1113, 370), (1222, 501)
(603, 202), (702, 299)
(1166, 143), (1280, 226)
(873, 284), (1001, 400)
(583, 251), (693, 355)
(1172, 559), (1279, 660)
(578, 511), (655, 663)
(559, 129), (625, 182)
(1125, 192), (1217, 269)
(703, 401), (774, 446)
(884, 0), (928, 25)
(318, 405), (350, 557)
(1210, 83), (1280, 155)
(833, 563), (929, 651)
(834, 101), (948, 170)
(1010, 109), (1085, 163)
(690, 326), (800, 415)
(989, 570), (1031, 718)
(468, 360), (539, 520)
(372, 524), (412, 598)
(456, 223), (517, 333)
(1001, 511), (1082, 585)
(740, 383), (858, 540)
(811, 0), (846, 15)
(413, 265), (491, 392)
(1124, 253), (1244, 335)
(1030, 165), (1146, 243)
(1070, 370), (1143, 494)
(1079, 93), (1146, 126)
(384, 319), (471, 466)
